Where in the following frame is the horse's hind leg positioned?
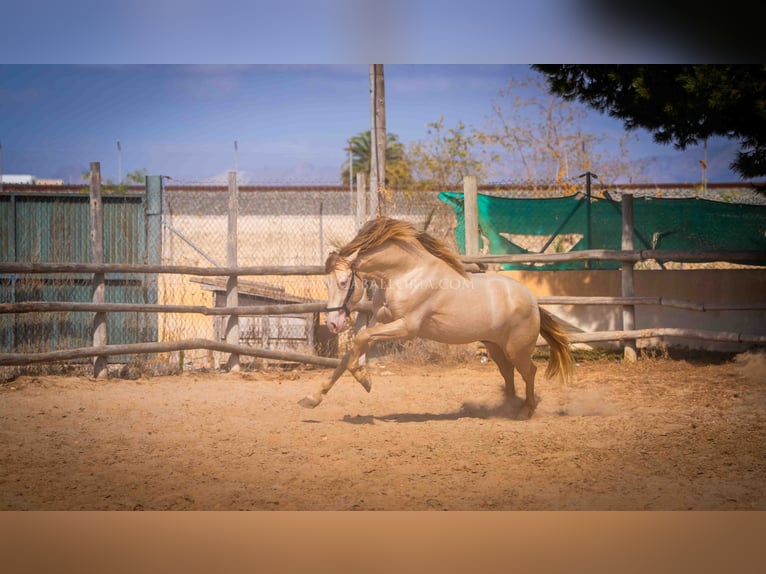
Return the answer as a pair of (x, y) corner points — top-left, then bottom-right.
(505, 345), (538, 415)
(483, 341), (516, 399)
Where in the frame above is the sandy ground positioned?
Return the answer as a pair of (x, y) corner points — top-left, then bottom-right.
(1, 352), (765, 510)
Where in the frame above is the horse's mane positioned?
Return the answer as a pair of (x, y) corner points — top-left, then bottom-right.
(328, 217), (468, 278)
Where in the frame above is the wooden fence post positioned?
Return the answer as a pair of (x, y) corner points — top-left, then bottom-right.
(89, 162), (108, 378)
(225, 171), (240, 371)
(621, 194), (637, 362)
(463, 175), (479, 256)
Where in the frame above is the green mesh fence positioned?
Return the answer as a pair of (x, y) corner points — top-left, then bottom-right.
(438, 192), (766, 270)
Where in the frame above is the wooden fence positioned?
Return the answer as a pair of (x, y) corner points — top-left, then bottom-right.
(1, 168), (765, 376)
(2, 251), (765, 375)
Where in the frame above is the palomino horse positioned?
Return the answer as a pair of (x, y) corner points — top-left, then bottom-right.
(299, 217), (574, 416)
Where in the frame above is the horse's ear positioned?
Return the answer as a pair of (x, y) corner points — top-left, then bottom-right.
(324, 251), (339, 273)
(346, 249), (360, 265)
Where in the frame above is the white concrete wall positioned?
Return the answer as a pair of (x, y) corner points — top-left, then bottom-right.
(503, 269), (766, 352)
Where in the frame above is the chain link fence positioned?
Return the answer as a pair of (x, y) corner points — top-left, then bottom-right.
(160, 179), (461, 368)
(156, 176), (765, 367)
(3, 175), (764, 372)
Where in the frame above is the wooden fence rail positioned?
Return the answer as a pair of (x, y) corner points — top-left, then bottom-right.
(0, 339), (340, 368)
(2, 297), (765, 317)
(537, 297), (766, 312)
(2, 328), (764, 368)
(0, 263), (325, 276)
(0, 301), (331, 316)
(1, 247), (764, 277)
(2, 292), (765, 367)
(3, 261), (765, 370)
(568, 328), (766, 345)
(462, 249), (765, 265)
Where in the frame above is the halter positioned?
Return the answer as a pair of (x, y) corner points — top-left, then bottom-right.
(325, 269), (357, 317)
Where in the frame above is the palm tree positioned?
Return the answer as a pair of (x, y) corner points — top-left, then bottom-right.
(342, 131), (412, 189)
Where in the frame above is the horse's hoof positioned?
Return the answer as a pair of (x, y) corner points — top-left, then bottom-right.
(520, 399), (537, 419)
(351, 366), (373, 393)
(298, 395), (320, 408)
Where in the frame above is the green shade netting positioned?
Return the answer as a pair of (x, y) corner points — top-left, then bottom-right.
(438, 192), (766, 270)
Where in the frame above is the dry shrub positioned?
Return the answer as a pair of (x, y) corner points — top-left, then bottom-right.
(639, 342), (671, 361)
(734, 350), (766, 383)
(0, 363), (90, 383)
(384, 339), (481, 366)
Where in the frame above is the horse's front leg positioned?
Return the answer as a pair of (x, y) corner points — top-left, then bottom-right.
(299, 318), (411, 408)
(346, 318), (411, 392)
(298, 349), (353, 408)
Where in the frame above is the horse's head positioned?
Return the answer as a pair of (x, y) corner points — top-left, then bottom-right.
(324, 251), (363, 334)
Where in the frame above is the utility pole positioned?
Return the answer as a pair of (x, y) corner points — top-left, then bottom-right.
(348, 145), (353, 193)
(116, 140), (122, 184)
(369, 64), (386, 218)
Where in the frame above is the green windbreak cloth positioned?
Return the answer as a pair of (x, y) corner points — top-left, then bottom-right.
(438, 192), (766, 270)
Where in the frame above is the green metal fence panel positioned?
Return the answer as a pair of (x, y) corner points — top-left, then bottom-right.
(0, 194), (15, 350)
(0, 190), (157, 357)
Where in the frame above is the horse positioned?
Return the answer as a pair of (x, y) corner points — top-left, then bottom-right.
(299, 217), (574, 417)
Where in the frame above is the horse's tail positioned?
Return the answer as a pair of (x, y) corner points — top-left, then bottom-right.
(539, 307), (574, 383)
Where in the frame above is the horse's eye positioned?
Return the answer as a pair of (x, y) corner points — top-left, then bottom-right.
(339, 280), (348, 289)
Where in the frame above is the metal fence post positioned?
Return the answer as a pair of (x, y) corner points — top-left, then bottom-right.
(90, 162), (107, 378)
(144, 175), (162, 346)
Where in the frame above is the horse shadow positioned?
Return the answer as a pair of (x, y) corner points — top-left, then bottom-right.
(341, 395), (536, 424)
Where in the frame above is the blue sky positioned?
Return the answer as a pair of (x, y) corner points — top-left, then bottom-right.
(0, 64), (740, 185)
(1, 2), (741, 186)
(2, 1), (705, 65)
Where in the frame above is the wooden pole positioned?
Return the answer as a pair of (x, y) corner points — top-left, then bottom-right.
(225, 171), (240, 371)
(356, 172), (366, 231)
(621, 194), (637, 362)
(463, 175), (479, 256)
(0, 339), (342, 368)
(564, 328), (766, 345)
(5, 298), (765, 317)
(2, 245), (763, 277)
(460, 249), (765, 265)
(0, 262), (329, 276)
(3, 327), (764, 368)
(579, 171), (598, 270)
(0, 301), (372, 316)
(89, 162), (108, 378)
(369, 64), (386, 218)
